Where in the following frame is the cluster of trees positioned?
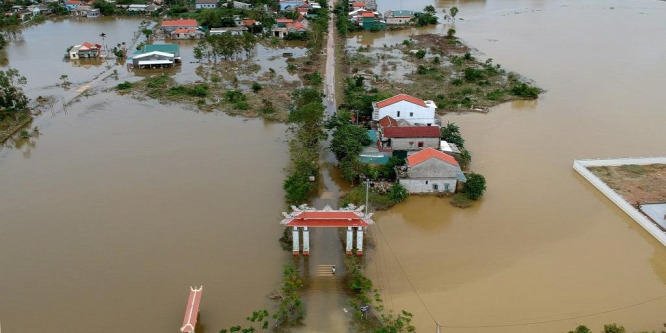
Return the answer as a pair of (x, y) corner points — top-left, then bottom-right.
(327, 111), (371, 182)
(193, 33), (257, 62)
(282, 88), (326, 204)
(566, 323), (665, 333)
(219, 309), (271, 333)
(273, 264), (305, 325)
(413, 5), (438, 27)
(341, 76), (392, 120)
(0, 68), (29, 122)
(333, 0), (361, 36)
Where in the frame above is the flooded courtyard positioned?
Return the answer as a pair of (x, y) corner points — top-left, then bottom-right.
(0, 0), (665, 332)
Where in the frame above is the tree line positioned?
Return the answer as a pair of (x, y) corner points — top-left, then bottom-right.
(193, 32), (257, 62)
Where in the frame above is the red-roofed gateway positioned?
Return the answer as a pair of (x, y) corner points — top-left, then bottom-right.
(180, 286), (203, 333)
(281, 205), (374, 255)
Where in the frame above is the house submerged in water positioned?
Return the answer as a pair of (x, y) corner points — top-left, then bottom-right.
(68, 42), (102, 60)
(129, 44), (181, 69)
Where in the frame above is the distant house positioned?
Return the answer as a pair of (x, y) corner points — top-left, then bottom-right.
(397, 148), (466, 193)
(372, 94), (437, 125)
(86, 8), (100, 17)
(209, 26), (248, 36)
(350, 1), (365, 10)
(65, 0), (86, 10)
(271, 18), (308, 38)
(27, 3), (53, 15)
(161, 19), (198, 33)
(170, 28), (204, 39)
(378, 125), (441, 151)
(230, 1), (251, 9)
(195, 0), (217, 9)
(279, 0), (304, 11)
(68, 42), (102, 60)
(348, 10), (385, 30)
(123, 4), (159, 14)
(130, 44), (181, 68)
(384, 10), (416, 25)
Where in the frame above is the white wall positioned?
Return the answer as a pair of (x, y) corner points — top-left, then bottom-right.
(388, 137), (439, 151)
(399, 178), (457, 193)
(375, 100), (435, 125)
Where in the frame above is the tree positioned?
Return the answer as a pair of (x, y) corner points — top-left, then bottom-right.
(0, 68), (29, 121)
(450, 6), (459, 20)
(99, 32), (107, 51)
(388, 184), (408, 203)
(567, 326), (591, 333)
(330, 124), (371, 162)
(440, 122), (465, 148)
(423, 5), (436, 15)
(602, 324), (626, 333)
(59, 74), (70, 86)
(141, 28), (153, 40)
(447, 28), (456, 38)
(464, 173), (486, 200)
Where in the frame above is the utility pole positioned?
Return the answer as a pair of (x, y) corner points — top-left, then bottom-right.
(436, 322), (441, 333)
(364, 178), (369, 216)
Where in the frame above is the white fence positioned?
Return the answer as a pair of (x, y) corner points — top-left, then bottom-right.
(573, 157), (666, 247)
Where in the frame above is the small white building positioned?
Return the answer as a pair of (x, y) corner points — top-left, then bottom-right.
(372, 94), (437, 126)
(398, 148), (466, 193)
(195, 0), (217, 8)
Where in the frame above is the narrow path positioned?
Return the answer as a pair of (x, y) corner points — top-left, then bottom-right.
(292, 3), (353, 331)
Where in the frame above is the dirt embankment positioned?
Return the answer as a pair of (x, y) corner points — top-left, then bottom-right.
(589, 164), (666, 204)
(344, 33), (541, 113)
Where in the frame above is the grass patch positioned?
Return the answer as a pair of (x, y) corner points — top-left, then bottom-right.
(450, 193), (473, 208)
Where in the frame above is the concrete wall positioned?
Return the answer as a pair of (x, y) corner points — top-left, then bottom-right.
(375, 100), (435, 125)
(388, 137), (439, 151)
(386, 17), (410, 24)
(573, 157), (666, 248)
(399, 178), (456, 193)
(408, 158), (460, 179)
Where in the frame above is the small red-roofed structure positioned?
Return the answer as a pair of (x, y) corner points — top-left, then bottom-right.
(180, 286), (203, 333)
(372, 94), (438, 125)
(281, 205), (374, 255)
(398, 148), (465, 194)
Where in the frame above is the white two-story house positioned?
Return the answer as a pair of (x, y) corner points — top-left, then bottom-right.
(372, 94), (437, 126)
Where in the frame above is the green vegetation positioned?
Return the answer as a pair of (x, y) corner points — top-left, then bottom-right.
(219, 309), (271, 333)
(167, 83), (209, 97)
(273, 264), (305, 325)
(193, 33), (258, 62)
(450, 6), (459, 20)
(334, 0), (362, 36)
(510, 82), (540, 98)
(463, 172), (486, 200)
(341, 76), (392, 120)
(0, 68), (29, 122)
(413, 5), (438, 26)
(283, 88), (326, 204)
(116, 81), (133, 90)
(387, 183), (408, 203)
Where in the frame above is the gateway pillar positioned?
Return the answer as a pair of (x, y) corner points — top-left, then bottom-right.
(356, 227), (364, 256)
(302, 227), (310, 256)
(292, 227), (300, 256)
(346, 227), (353, 255)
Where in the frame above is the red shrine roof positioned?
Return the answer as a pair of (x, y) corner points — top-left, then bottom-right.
(281, 206), (374, 227)
(180, 286), (202, 333)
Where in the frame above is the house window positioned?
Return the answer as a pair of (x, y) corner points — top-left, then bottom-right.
(409, 141), (414, 146)
(396, 111), (401, 117)
(444, 183), (450, 191)
(418, 141), (424, 148)
(425, 180), (428, 185)
(433, 184), (439, 190)
(409, 112), (413, 117)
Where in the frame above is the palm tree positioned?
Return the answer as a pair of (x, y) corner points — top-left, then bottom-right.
(99, 32), (107, 53)
(450, 6), (459, 20)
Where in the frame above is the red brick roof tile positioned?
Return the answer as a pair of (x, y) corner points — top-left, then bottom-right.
(376, 94), (426, 108)
(407, 148), (459, 167)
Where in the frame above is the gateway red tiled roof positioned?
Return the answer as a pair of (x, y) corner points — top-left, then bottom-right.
(180, 287), (202, 333)
(282, 209), (373, 227)
(361, 12), (374, 17)
(382, 126), (440, 138)
(162, 19), (198, 27)
(407, 148), (459, 167)
(378, 116), (398, 127)
(376, 94), (426, 109)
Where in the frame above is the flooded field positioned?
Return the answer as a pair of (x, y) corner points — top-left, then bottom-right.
(364, 1), (666, 332)
(0, 18), (294, 333)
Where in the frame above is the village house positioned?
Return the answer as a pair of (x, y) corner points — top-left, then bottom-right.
(271, 18), (308, 38)
(209, 26), (248, 36)
(170, 28), (204, 39)
(195, 0), (217, 9)
(121, 4), (160, 14)
(26, 3), (53, 15)
(397, 148), (466, 194)
(384, 10), (416, 25)
(229, 0), (251, 9)
(347, 10), (385, 30)
(68, 42), (102, 60)
(130, 44), (180, 68)
(378, 124), (441, 151)
(350, 1), (365, 10)
(279, 0), (304, 11)
(65, 0), (87, 11)
(372, 94), (438, 125)
(161, 19), (199, 33)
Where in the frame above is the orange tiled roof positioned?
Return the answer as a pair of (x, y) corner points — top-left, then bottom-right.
(162, 19), (198, 27)
(376, 94), (426, 108)
(407, 148), (459, 167)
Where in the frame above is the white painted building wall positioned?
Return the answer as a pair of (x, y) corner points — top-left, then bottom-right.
(386, 16), (410, 24)
(387, 137), (440, 151)
(373, 100), (436, 125)
(195, 3), (216, 8)
(399, 178), (456, 193)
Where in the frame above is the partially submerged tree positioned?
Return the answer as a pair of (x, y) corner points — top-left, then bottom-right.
(464, 172), (486, 200)
(450, 6), (459, 20)
(0, 68), (29, 121)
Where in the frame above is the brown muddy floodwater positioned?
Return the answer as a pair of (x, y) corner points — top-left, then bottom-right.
(0, 18), (292, 333)
(361, 1), (666, 332)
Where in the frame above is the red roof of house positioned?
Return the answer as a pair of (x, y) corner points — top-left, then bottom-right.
(407, 148), (459, 167)
(66, 0), (84, 5)
(282, 209), (373, 227)
(162, 19), (198, 27)
(79, 42), (100, 51)
(352, 1), (366, 7)
(287, 21), (306, 30)
(378, 116), (398, 127)
(180, 287), (202, 333)
(382, 126), (440, 138)
(241, 19), (256, 26)
(276, 18), (293, 23)
(376, 94), (427, 109)
(361, 12), (374, 17)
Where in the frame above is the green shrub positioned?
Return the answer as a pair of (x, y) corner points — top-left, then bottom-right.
(146, 75), (168, 88)
(414, 49), (426, 59)
(486, 89), (505, 101)
(116, 81), (132, 90)
(251, 82), (262, 93)
(451, 78), (463, 86)
(463, 67), (485, 82)
(464, 173), (486, 200)
(450, 193), (472, 208)
(234, 101), (249, 110)
(225, 89), (246, 103)
(388, 184), (408, 203)
(510, 82), (540, 98)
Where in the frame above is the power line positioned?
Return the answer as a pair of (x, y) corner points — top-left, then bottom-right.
(440, 294), (666, 329)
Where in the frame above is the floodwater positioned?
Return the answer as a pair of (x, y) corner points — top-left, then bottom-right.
(0, 18), (293, 333)
(362, 1), (666, 333)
